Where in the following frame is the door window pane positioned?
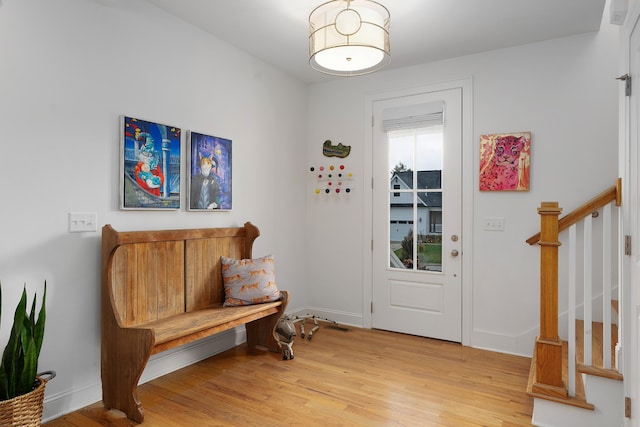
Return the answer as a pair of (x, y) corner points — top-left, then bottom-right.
(388, 130), (414, 189)
(416, 126), (443, 189)
(388, 127), (443, 272)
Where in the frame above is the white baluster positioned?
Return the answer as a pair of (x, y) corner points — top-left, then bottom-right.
(603, 204), (612, 370)
(568, 224), (577, 397)
(584, 215), (593, 366)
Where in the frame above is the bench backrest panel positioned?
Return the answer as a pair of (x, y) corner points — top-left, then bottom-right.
(112, 241), (185, 327)
(103, 222), (259, 328)
(185, 236), (245, 311)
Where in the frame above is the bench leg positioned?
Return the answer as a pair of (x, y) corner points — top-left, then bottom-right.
(102, 328), (154, 423)
(246, 290), (289, 352)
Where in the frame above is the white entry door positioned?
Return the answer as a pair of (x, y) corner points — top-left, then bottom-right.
(371, 88), (462, 342)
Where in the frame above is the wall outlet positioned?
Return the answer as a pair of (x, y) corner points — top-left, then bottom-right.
(483, 217), (505, 231)
(68, 212), (97, 233)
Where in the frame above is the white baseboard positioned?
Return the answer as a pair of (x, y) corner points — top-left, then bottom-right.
(288, 306), (364, 328)
(471, 327), (537, 358)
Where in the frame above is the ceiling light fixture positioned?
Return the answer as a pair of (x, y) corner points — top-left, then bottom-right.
(309, 0), (390, 76)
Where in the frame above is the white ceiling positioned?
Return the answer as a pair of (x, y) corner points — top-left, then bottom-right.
(143, 0), (607, 84)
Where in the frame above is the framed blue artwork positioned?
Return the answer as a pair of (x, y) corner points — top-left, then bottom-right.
(120, 116), (182, 210)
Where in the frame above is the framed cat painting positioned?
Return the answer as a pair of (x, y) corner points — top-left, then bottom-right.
(187, 131), (232, 211)
(479, 132), (531, 191)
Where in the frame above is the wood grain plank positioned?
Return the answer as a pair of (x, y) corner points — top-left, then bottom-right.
(185, 236), (245, 311)
(156, 241), (184, 318)
(110, 246), (129, 325)
(136, 243), (155, 324)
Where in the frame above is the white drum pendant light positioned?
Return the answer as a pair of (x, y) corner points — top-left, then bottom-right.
(309, 0), (390, 76)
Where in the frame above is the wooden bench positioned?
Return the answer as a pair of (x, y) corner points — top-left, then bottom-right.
(101, 222), (289, 423)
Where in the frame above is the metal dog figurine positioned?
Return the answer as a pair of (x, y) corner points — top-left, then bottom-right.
(276, 316), (296, 360)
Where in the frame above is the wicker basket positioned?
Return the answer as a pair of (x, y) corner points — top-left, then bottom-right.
(0, 371), (55, 427)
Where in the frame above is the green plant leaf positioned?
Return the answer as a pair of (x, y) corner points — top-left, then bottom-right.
(29, 291), (36, 330)
(0, 367), (7, 400)
(19, 316), (36, 395)
(0, 335), (18, 399)
(33, 282), (46, 360)
(7, 288), (27, 398)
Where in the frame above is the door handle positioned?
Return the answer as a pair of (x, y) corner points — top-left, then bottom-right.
(451, 249), (459, 257)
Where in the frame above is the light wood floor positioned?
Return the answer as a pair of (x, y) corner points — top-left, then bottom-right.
(45, 326), (533, 426)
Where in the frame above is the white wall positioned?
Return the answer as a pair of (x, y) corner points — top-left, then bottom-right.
(0, 0), (308, 420)
(306, 16), (619, 355)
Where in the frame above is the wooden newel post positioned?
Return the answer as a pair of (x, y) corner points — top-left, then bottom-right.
(534, 201), (565, 394)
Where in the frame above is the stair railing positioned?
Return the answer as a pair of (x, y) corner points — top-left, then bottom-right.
(526, 178), (621, 399)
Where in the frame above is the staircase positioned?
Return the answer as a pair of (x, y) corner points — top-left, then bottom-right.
(525, 179), (624, 427)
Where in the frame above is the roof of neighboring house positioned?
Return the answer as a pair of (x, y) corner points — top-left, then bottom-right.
(421, 192), (442, 207)
(394, 171), (441, 190)
(390, 170), (442, 208)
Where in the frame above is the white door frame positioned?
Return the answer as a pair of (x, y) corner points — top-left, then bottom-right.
(621, 5), (640, 427)
(362, 77), (474, 346)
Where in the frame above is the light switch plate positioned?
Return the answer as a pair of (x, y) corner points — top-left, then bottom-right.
(69, 212), (97, 233)
(483, 217), (505, 231)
